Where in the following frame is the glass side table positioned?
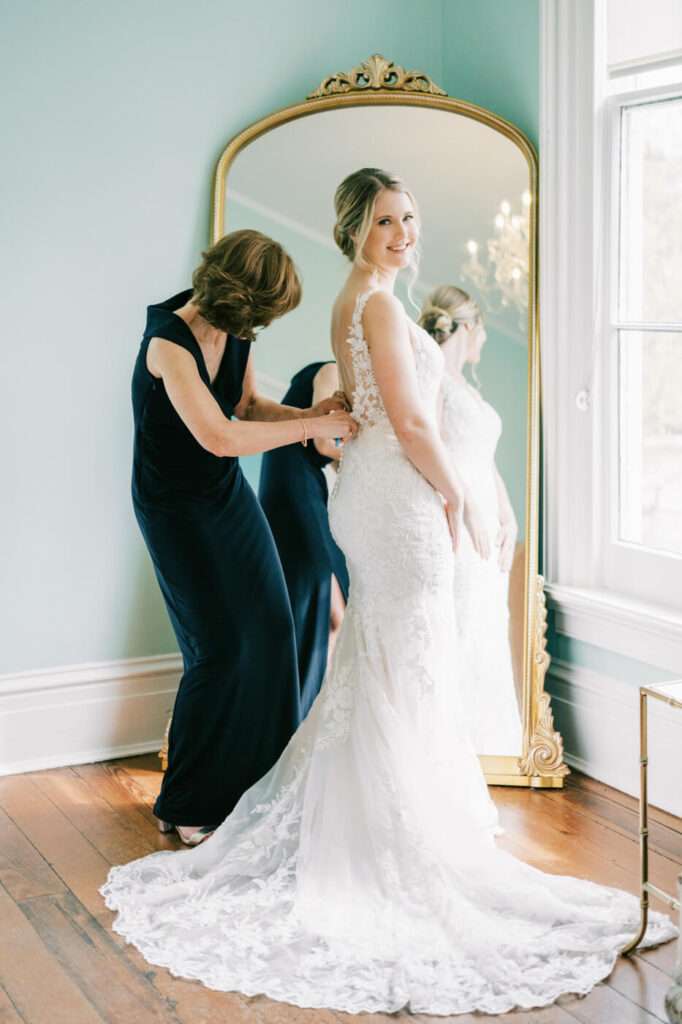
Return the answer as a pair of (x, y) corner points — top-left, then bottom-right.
(622, 679), (682, 955)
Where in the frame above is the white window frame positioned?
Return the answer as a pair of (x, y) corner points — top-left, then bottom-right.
(541, 0), (682, 670)
(600, 83), (682, 607)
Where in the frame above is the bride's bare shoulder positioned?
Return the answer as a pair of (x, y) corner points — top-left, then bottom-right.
(363, 291), (406, 335)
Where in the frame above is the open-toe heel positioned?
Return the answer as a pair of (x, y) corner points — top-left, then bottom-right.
(175, 825), (215, 846)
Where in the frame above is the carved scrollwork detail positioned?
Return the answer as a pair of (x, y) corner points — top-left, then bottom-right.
(519, 575), (570, 778)
(308, 53), (447, 99)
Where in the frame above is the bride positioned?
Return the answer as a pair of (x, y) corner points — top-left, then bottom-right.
(102, 167), (675, 1016)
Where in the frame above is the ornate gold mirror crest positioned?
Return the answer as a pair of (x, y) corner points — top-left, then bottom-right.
(307, 53), (447, 97)
(161, 56), (568, 788)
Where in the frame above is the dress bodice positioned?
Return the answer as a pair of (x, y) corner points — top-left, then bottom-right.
(131, 289), (251, 507)
(330, 289), (452, 606)
(440, 373), (501, 468)
(346, 291), (444, 429)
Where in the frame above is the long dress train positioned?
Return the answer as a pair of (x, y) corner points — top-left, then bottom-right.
(102, 292), (675, 1016)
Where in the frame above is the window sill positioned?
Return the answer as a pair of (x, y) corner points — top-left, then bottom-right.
(545, 582), (682, 672)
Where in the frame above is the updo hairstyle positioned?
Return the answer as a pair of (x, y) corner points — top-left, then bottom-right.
(192, 229), (302, 341)
(333, 167), (420, 275)
(418, 285), (482, 344)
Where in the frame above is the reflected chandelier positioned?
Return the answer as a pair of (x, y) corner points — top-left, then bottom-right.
(461, 191), (531, 317)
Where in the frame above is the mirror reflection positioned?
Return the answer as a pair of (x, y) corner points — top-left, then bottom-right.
(225, 105), (530, 758)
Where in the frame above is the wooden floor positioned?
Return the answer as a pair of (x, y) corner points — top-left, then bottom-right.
(0, 756), (679, 1024)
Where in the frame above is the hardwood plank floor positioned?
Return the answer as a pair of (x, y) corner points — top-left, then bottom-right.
(0, 757), (678, 1024)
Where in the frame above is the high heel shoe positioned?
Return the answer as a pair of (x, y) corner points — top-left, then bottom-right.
(157, 820), (215, 846)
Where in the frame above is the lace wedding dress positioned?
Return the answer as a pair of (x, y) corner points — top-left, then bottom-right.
(102, 292), (675, 1016)
(441, 374), (523, 755)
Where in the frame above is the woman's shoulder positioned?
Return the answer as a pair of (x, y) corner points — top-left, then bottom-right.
(362, 290), (404, 324)
(143, 290), (196, 347)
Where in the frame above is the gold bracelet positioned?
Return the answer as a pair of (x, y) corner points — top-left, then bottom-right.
(298, 418), (308, 447)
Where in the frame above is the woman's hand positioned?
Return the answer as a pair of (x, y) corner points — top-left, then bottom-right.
(496, 517), (517, 572)
(330, 389), (351, 411)
(445, 499), (463, 554)
(305, 391), (351, 417)
(463, 498), (491, 560)
(310, 409), (358, 442)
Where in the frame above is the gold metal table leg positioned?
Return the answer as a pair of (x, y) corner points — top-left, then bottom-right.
(622, 689), (649, 955)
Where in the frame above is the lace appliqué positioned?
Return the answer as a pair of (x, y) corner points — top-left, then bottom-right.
(346, 290), (388, 427)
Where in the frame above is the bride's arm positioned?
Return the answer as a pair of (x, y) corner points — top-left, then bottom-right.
(363, 292), (465, 548)
(493, 463), (517, 571)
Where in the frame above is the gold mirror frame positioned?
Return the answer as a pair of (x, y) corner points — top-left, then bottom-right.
(204, 55), (568, 788)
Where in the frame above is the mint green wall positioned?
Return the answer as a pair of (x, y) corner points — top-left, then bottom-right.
(0, 0), (442, 673)
(2, 0), (545, 675)
(441, 0), (540, 149)
(0, 0), (657, 759)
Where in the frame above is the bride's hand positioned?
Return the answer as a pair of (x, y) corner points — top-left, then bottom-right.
(463, 499), (491, 560)
(445, 500), (463, 554)
(496, 518), (517, 572)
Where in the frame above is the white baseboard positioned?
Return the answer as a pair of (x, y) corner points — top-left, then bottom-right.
(0, 654), (182, 776)
(546, 658), (682, 818)
(547, 584), (682, 674)
(3, 651), (679, 823)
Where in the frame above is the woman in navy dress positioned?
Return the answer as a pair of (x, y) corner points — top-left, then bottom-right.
(259, 362), (350, 717)
(132, 230), (357, 845)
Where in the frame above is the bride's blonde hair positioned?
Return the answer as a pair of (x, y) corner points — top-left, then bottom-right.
(419, 285), (482, 333)
(333, 168), (421, 289)
(417, 286), (481, 333)
(419, 286), (485, 387)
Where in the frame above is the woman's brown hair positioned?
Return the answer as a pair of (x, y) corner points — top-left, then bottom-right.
(192, 229), (302, 340)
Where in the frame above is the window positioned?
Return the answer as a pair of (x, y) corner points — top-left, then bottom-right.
(601, 89), (682, 605)
(541, 0), (682, 663)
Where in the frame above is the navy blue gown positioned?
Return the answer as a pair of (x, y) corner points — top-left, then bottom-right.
(132, 289), (300, 826)
(259, 362), (350, 717)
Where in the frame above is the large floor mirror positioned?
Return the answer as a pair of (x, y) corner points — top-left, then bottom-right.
(210, 55), (568, 786)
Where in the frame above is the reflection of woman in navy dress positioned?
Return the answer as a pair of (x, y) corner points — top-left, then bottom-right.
(259, 362), (349, 717)
(132, 231), (357, 844)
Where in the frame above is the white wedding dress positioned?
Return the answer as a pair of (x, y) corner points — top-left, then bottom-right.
(102, 292), (675, 1016)
(440, 373), (523, 755)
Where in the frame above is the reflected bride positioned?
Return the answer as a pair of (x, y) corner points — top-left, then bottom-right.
(420, 287), (523, 755)
(219, 82), (549, 781)
(101, 168), (675, 1017)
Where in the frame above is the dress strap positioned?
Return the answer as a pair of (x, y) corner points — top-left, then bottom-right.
(350, 289), (377, 340)
(345, 290), (387, 427)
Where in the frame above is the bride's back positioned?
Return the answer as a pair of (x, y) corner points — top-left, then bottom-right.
(330, 287), (364, 410)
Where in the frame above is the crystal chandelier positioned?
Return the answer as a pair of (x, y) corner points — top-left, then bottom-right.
(461, 191), (531, 317)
